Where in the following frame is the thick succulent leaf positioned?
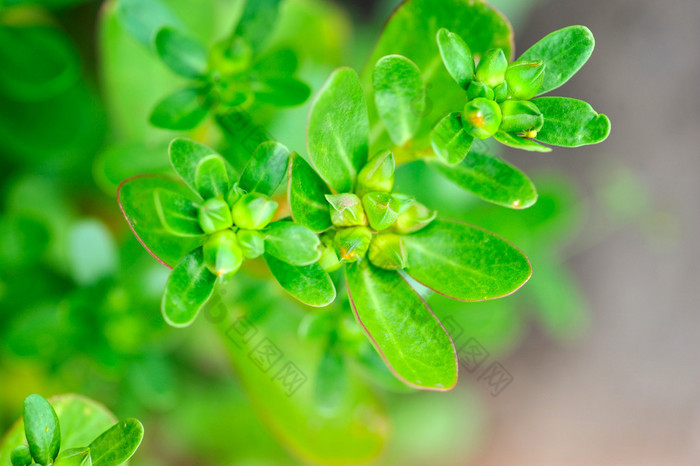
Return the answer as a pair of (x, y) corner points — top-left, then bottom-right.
(436, 28), (474, 90)
(346, 260), (457, 391)
(114, 0), (182, 47)
(161, 247), (217, 327)
(169, 138), (221, 195)
(264, 253), (336, 307)
(364, 0), (513, 143)
(153, 188), (204, 237)
(254, 77), (311, 107)
(533, 97), (611, 147)
(428, 151), (537, 209)
(149, 87), (210, 131)
(119, 175), (203, 267)
(154, 27), (208, 78)
(288, 154), (332, 232)
(0, 395), (117, 465)
(372, 55), (425, 146)
(264, 222), (323, 266)
(493, 131), (552, 152)
(403, 219), (532, 301)
(194, 154), (229, 199)
(307, 67), (369, 193)
(232, 0), (282, 54)
(89, 418), (144, 466)
(22, 395), (61, 465)
(239, 142), (290, 196)
(430, 112), (474, 165)
(519, 25), (595, 96)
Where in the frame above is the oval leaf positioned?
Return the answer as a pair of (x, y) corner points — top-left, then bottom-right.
(428, 151), (538, 209)
(239, 141), (290, 196)
(89, 418), (144, 466)
(373, 55), (425, 146)
(161, 247), (217, 327)
(232, 0), (282, 54)
(154, 27), (207, 78)
(532, 97), (611, 147)
(307, 67), (369, 193)
(23, 394), (61, 465)
(430, 112), (474, 165)
(264, 222), (322, 266)
(254, 77), (311, 107)
(119, 175), (203, 267)
(519, 25), (595, 96)
(493, 131), (552, 152)
(264, 253), (336, 307)
(288, 154), (332, 232)
(149, 87), (210, 130)
(169, 138), (230, 195)
(195, 154), (229, 199)
(346, 260), (457, 391)
(403, 219), (532, 301)
(154, 188), (204, 237)
(436, 28), (474, 90)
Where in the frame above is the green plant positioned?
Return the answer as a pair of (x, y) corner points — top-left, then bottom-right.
(2, 395), (143, 466)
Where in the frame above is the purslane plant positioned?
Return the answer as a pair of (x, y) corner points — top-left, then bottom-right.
(8, 395), (143, 466)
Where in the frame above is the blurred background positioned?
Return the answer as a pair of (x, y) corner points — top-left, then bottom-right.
(0, 0), (697, 464)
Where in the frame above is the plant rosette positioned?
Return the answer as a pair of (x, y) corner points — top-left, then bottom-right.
(291, 66), (533, 391)
(119, 137), (328, 328)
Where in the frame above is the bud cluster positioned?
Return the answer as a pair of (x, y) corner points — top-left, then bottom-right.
(319, 151), (437, 272)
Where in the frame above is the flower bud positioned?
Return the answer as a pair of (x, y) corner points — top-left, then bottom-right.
(493, 81), (508, 102)
(356, 151), (395, 197)
(466, 80), (494, 101)
(11, 445), (32, 466)
(209, 37), (253, 78)
(333, 226), (372, 263)
(318, 234), (342, 272)
(369, 233), (407, 270)
(231, 193), (278, 230)
(392, 202), (437, 234)
(499, 100), (544, 134)
(362, 192), (415, 231)
(237, 229), (264, 259)
(505, 60), (545, 100)
(475, 48), (508, 87)
(325, 193), (367, 227)
(203, 230), (244, 276)
(198, 196), (233, 234)
(462, 97), (502, 139)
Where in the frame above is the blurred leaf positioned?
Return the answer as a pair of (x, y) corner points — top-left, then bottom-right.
(0, 215), (49, 268)
(372, 55), (425, 146)
(403, 219), (532, 301)
(94, 141), (171, 194)
(114, 0), (182, 47)
(161, 247), (216, 327)
(428, 151), (538, 209)
(53, 447), (90, 466)
(233, 0), (282, 54)
(154, 27), (208, 78)
(264, 254), (336, 307)
(67, 220), (119, 286)
(346, 260), (457, 391)
(264, 222), (322, 266)
(253, 77), (311, 107)
(307, 67), (369, 193)
(314, 347), (348, 415)
(533, 97), (611, 147)
(519, 25), (595, 96)
(288, 154), (332, 232)
(149, 87), (210, 130)
(239, 142), (290, 196)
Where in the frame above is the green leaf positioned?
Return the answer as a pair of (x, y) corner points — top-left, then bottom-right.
(307, 67), (369, 193)
(532, 97), (611, 147)
(10, 445), (32, 466)
(264, 253), (336, 307)
(315, 347), (348, 415)
(519, 26), (595, 95)
(264, 222), (322, 266)
(162, 247), (217, 327)
(195, 154), (229, 199)
(119, 175), (203, 267)
(149, 87), (210, 130)
(169, 138), (226, 195)
(239, 141), (291, 196)
(345, 260), (457, 391)
(89, 418), (144, 466)
(154, 27), (208, 78)
(436, 28), (474, 90)
(153, 188), (204, 237)
(493, 131), (552, 152)
(114, 0), (182, 47)
(430, 112), (474, 165)
(232, 0), (282, 54)
(67, 219), (120, 285)
(403, 219), (532, 301)
(53, 447), (91, 466)
(427, 151), (538, 209)
(254, 77), (311, 107)
(288, 154), (332, 232)
(372, 55), (425, 146)
(22, 394), (61, 465)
